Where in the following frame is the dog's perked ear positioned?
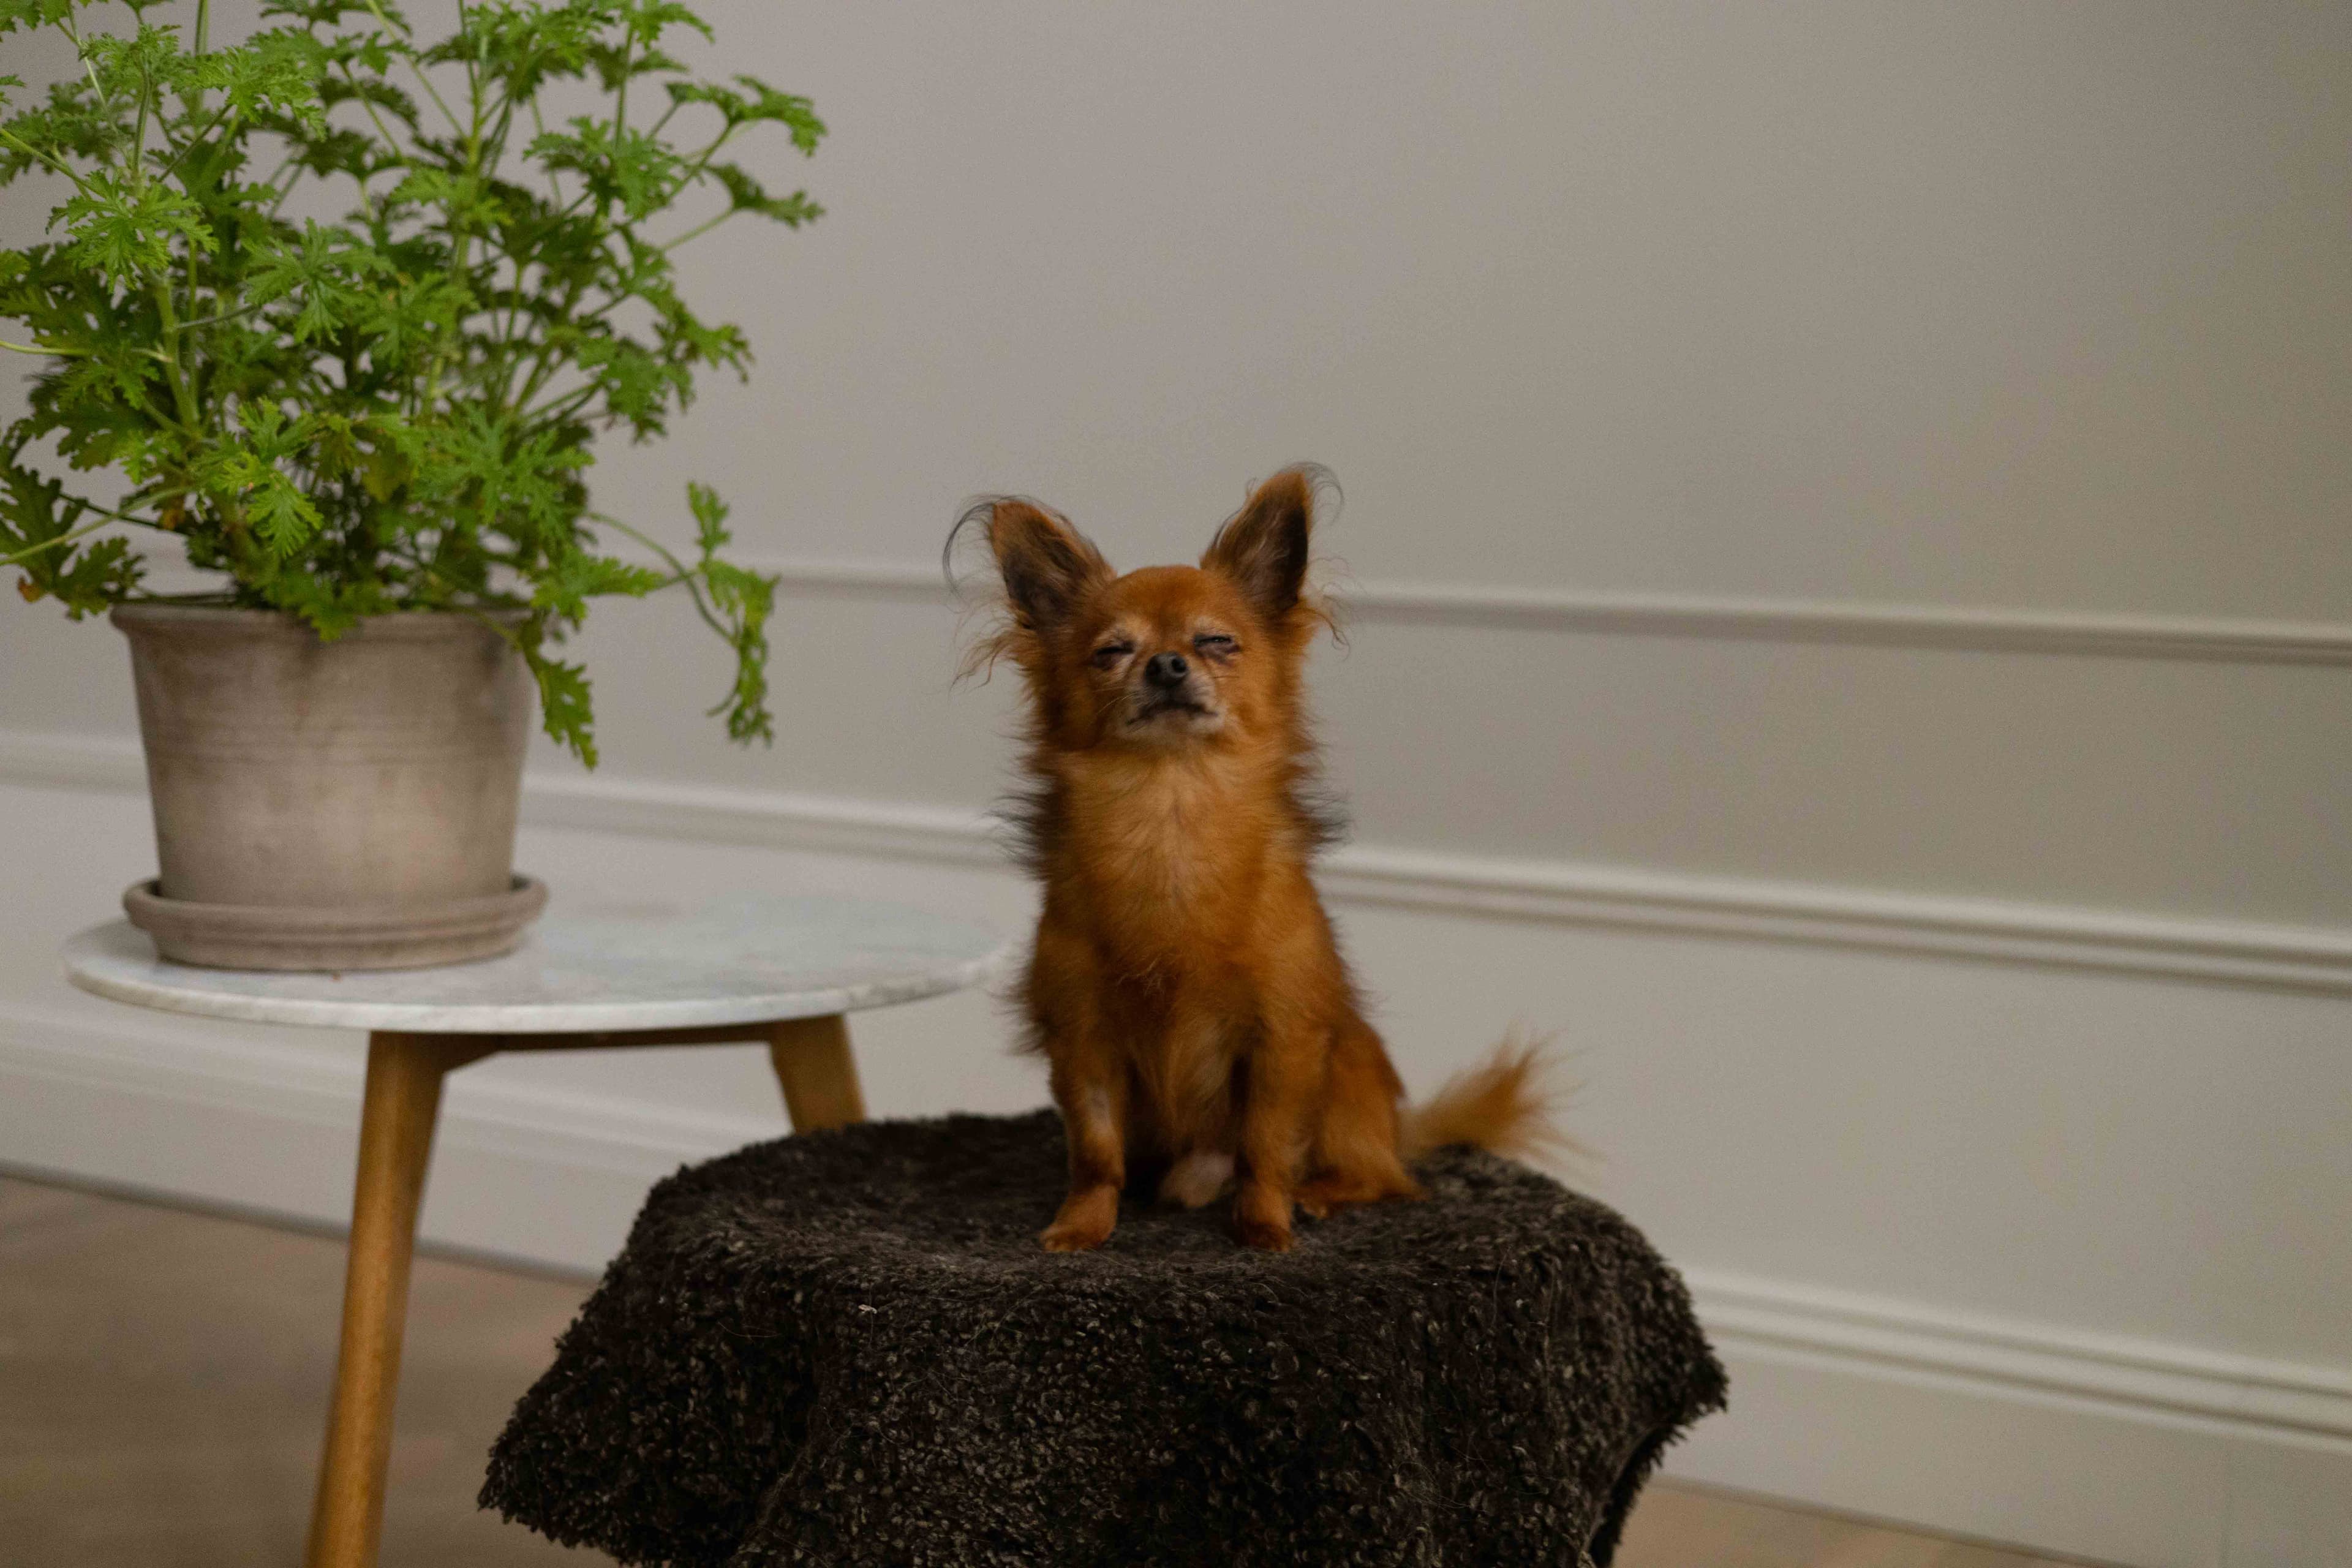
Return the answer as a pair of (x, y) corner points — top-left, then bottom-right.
(965, 499), (1112, 635)
(1202, 465), (1325, 620)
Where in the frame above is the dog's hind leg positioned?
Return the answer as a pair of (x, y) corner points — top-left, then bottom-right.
(1298, 1020), (1422, 1218)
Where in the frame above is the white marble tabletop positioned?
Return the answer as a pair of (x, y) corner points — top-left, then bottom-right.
(63, 893), (1010, 1034)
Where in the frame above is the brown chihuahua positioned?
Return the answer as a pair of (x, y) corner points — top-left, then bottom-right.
(959, 466), (1554, 1252)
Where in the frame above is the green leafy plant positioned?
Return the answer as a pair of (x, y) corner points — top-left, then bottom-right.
(0, 0), (821, 763)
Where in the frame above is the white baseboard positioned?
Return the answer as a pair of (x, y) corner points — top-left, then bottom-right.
(1676, 1341), (2350, 1568)
(7, 725), (2348, 993)
(1, 998), (2344, 1568)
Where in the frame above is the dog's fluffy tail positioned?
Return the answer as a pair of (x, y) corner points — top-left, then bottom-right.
(1398, 1033), (1570, 1163)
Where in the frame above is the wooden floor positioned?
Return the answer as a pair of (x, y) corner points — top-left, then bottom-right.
(0, 1173), (2086, 1567)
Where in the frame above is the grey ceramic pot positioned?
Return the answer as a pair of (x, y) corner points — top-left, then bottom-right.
(111, 604), (544, 970)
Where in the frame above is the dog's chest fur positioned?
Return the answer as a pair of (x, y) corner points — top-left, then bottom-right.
(1054, 751), (1281, 973)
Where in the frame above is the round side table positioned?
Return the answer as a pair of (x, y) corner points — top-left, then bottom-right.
(62, 892), (1007, 1568)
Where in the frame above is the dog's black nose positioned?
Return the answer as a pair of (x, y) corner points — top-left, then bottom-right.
(1145, 652), (1190, 688)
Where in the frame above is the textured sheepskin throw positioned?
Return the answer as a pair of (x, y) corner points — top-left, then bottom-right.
(481, 1110), (1725, 1567)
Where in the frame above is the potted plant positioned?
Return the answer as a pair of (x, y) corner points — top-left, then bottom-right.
(0, 0), (821, 968)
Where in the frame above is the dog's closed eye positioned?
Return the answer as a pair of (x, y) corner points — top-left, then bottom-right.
(1091, 641), (1135, 669)
(1193, 633), (1238, 661)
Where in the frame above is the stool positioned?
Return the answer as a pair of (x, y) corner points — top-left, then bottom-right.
(482, 1109), (1725, 1567)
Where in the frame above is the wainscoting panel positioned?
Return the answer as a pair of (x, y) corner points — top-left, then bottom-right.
(3, 769), (2346, 1566)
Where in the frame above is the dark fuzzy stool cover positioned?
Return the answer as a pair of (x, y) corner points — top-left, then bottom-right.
(481, 1110), (1725, 1567)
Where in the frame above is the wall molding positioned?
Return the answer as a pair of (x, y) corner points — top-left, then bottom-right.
(2, 997), (2345, 1453)
(0, 1001), (772, 1186)
(6, 725), (2350, 994)
(753, 554), (2352, 666)
(1694, 1269), (2352, 1448)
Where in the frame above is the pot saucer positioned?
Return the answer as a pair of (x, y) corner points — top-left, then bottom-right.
(123, 876), (548, 972)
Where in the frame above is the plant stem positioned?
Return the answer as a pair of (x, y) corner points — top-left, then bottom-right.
(362, 0), (464, 135)
(56, 13), (105, 107)
(0, 499), (165, 565)
(521, 387), (597, 428)
(129, 51), (151, 178)
(150, 281), (200, 431)
(173, 294), (272, 334)
(159, 100), (239, 179)
(0, 127), (86, 189)
(658, 208), (733, 253)
(590, 511), (731, 643)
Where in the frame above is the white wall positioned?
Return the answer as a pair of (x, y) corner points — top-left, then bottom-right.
(3, 4), (2348, 1564)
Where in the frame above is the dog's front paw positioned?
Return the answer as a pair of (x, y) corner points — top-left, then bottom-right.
(1040, 1186), (1117, 1252)
(1232, 1183), (1295, 1251)
(1040, 1221), (1109, 1253)
(1235, 1216), (1294, 1251)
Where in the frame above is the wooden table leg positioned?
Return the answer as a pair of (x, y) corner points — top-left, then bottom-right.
(304, 1031), (467, 1568)
(768, 1014), (866, 1132)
